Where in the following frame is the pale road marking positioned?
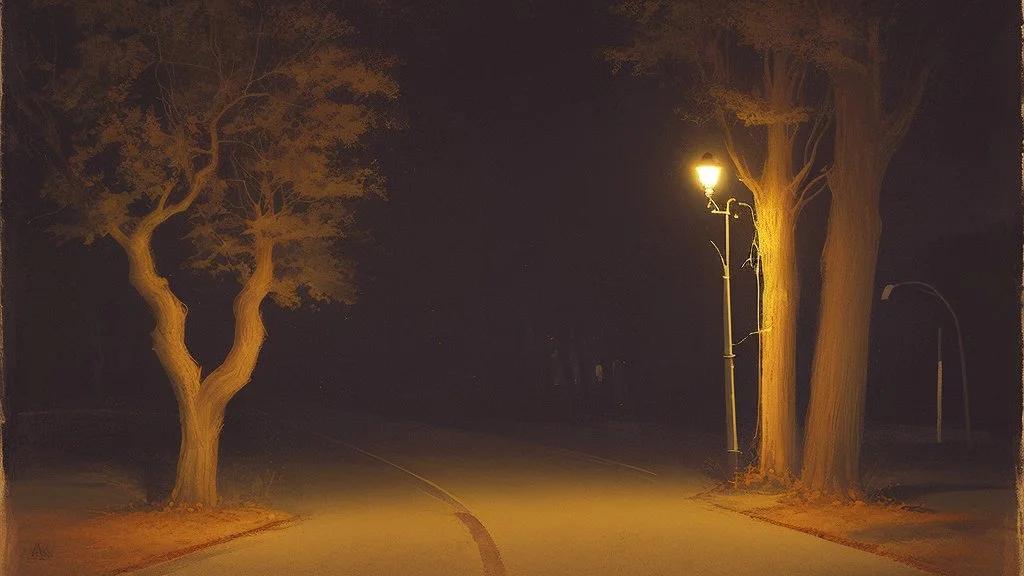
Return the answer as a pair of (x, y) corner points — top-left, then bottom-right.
(542, 445), (659, 476)
(386, 416), (659, 477)
(250, 408), (507, 576)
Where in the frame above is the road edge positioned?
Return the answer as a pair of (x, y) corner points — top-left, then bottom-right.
(112, 515), (300, 575)
(696, 495), (947, 575)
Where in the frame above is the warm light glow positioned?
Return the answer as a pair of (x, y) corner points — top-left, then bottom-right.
(696, 153), (722, 192)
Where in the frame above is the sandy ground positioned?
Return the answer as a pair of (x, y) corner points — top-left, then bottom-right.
(5, 407), (1017, 576)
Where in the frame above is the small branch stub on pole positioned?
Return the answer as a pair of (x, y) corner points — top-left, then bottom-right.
(936, 326), (942, 444)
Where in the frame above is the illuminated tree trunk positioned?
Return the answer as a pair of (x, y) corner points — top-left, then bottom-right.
(800, 68), (886, 498)
(754, 199), (798, 478)
(122, 231), (273, 507)
(172, 400), (225, 506)
(719, 53), (811, 481)
(746, 110), (802, 479)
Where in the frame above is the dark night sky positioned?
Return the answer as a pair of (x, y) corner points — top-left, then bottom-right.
(4, 1), (1022, 443)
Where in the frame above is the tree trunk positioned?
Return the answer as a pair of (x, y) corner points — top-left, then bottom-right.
(121, 232), (273, 507)
(716, 49), (808, 481)
(799, 194), (881, 497)
(754, 201), (799, 478)
(800, 68), (886, 498)
(170, 401), (225, 507)
(747, 97), (801, 479)
(123, 236), (202, 398)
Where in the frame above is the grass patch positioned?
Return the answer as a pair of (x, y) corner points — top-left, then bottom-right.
(7, 409), (298, 575)
(10, 460), (294, 576)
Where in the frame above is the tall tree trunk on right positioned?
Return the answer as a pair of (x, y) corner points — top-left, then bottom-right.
(800, 14), (929, 497)
(800, 68), (885, 499)
(754, 198), (799, 478)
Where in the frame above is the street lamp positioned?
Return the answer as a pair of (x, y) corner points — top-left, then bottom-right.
(696, 153), (740, 483)
(697, 153), (723, 195)
(881, 281), (972, 448)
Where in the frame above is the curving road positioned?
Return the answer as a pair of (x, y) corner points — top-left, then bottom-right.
(128, 401), (930, 576)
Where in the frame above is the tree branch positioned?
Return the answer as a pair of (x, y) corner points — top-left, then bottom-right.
(716, 110), (761, 198)
(140, 90), (270, 236)
(210, 23), (224, 80)
(122, 232), (203, 399)
(785, 59), (807, 149)
(762, 49), (772, 98)
(793, 169), (830, 215)
(246, 3), (265, 90)
(226, 153), (261, 218)
(882, 64), (931, 160)
(710, 239), (725, 270)
(790, 98), (832, 197)
(109, 226), (129, 248)
(199, 237), (276, 409)
(221, 138), (267, 162)
(803, 88), (833, 168)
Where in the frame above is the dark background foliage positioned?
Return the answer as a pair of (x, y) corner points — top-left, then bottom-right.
(3, 0), (1020, 449)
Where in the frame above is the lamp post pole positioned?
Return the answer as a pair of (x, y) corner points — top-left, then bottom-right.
(697, 153), (740, 484)
(714, 197), (740, 482)
(881, 281), (972, 449)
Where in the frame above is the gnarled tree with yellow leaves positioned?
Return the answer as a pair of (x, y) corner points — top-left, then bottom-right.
(32, 0), (397, 506)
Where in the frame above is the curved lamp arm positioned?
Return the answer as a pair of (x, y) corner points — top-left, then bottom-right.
(881, 281), (972, 448)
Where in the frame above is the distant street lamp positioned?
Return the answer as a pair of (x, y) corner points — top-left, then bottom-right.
(880, 282), (972, 448)
(696, 152), (740, 483)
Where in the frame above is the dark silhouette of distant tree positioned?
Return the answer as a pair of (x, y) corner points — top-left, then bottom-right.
(23, 0), (397, 507)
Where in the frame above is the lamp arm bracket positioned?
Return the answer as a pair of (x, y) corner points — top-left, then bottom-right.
(710, 240), (726, 269)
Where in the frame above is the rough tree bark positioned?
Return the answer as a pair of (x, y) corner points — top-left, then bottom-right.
(174, 239), (274, 505)
(801, 19), (926, 496)
(173, 401), (225, 506)
(799, 94), (883, 496)
(753, 190), (799, 477)
(717, 49), (826, 480)
(119, 221), (274, 506)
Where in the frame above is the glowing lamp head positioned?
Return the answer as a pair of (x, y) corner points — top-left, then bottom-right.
(880, 284), (896, 301)
(696, 153), (722, 193)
